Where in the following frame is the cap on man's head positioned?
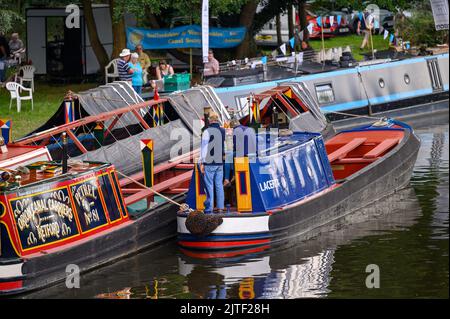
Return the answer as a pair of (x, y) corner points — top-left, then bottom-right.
(209, 112), (219, 122)
(119, 48), (131, 57)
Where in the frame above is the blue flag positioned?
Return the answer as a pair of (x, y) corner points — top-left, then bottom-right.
(389, 34), (395, 44)
(289, 37), (295, 49)
(317, 16), (322, 27)
(374, 19), (380, 29)
(337, 15), (342, 25)
(405, 43), (411, 49)
(261, 56), (267, 65)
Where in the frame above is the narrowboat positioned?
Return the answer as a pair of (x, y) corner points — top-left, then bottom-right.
(177, 118), (420, 251)
(214, 53), (449, 127)
(0, 81), (331, 295)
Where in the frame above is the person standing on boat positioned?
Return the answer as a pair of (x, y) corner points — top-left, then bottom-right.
(199, 112), (225, 214)
(117, 48), (134, 82)
(129, 52), (143, 95)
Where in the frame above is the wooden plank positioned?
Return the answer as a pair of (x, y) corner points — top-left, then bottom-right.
(327, 138), (367, 163)
(363, 138), (399, 159)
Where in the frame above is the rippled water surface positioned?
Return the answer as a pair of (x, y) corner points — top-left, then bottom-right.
(26, 122), (449, 299)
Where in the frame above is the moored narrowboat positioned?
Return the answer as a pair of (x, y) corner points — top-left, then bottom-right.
(177, 119), (420, 251)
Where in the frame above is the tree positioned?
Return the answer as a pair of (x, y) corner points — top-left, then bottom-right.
(82, 0), (109, 70)
(0, 0), (24, 34)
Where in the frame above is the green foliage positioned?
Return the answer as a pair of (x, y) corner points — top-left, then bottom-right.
(114, 0), (246, 24)
(0, 1), (24, 33)
(396, 9), (449, 47)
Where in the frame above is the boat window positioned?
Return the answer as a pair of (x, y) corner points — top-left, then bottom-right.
(378, 78), (385, 88)
(404, 74), (410, 85)
(315, 83), (335, 104)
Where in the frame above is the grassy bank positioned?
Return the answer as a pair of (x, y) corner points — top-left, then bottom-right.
(308, 34), (390, 61)
(260, 34), (390, 61)
(0, 82), (97, 140)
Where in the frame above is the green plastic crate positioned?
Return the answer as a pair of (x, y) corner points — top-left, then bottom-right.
(163, 73), (191, 92)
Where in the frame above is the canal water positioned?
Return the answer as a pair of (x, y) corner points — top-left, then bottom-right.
(25, 119), (448, 299)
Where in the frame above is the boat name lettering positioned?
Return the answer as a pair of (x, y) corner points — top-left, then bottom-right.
(259, 179), (280, 192)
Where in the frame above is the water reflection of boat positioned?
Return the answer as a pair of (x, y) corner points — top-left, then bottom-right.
(178, 187), (422, 299)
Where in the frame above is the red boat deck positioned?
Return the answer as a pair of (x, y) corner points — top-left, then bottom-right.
(325, 130), (404, 180)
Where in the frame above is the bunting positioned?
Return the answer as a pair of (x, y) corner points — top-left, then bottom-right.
(279, 43), (287, 55)
(289, 37), (295, 49)
(337, 15), (342, 26)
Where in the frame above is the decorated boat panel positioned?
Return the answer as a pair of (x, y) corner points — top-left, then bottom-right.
(0, 162), (129, 257)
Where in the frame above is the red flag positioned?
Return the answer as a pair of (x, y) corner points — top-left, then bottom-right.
(154, 86), (160, 101)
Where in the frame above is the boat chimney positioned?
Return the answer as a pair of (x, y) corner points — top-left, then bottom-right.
(61, 132), (68, 174)
(272, 107), (279, 129)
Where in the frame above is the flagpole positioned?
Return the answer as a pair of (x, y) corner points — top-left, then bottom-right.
(321, 20), (325, 69)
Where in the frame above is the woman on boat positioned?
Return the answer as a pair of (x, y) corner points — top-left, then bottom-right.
(156, 59), (175, 80)
(128, 52), (143, 95)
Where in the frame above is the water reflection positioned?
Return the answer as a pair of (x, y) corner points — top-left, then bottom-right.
(22, 124), (448, 299)
(178, 187), (422, 299)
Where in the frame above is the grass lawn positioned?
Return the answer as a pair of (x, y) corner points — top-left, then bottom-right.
(0, 82), (97, 140)
(308, 34), (390, 61)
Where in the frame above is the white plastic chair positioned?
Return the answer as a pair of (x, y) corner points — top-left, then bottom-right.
(105, 59), (119, 83)
(6, 82), (33, 112)
(15, 65), (35, 92)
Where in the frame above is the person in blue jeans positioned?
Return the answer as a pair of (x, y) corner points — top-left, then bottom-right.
(199, 112), (225, 214)
(128, 52), (143, 95)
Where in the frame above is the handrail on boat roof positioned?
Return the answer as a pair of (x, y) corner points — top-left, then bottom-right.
(12, 98), (168, 147)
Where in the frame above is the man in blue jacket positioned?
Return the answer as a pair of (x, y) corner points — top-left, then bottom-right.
(199, 112), (225, 214)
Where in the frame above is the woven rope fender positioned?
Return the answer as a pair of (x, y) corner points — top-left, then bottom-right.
(185, 210), (223, 237)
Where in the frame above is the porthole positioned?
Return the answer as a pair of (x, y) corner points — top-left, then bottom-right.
(378, 78), (385, 88)
(404, 74), (411, 85)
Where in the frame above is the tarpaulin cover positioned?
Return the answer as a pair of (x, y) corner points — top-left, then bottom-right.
(74, 119), (198, 175)
(167, 86), (227, 136)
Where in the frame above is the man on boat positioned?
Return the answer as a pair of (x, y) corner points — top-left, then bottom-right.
(199, 112), (225, 214)
(223, 119), (257, 187)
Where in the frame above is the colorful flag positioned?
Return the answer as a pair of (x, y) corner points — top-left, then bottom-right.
(261, 56), (267, 65)
(384, 29), (389, 39)
(329, 16), (335, 26)
(317, 16), (322, 27)
(307, 23), (314, 35)
(337, 15), (342, 25)
(299, 30), (304, 41)
(389, 34), (395, 44)
(280, 43), (287, 55)
(289, 37), (295, 49)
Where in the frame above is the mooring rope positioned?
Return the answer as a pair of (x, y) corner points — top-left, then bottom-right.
(115, 170), (191, 212)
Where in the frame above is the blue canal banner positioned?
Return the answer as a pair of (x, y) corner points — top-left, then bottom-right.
(126, 25), (246, 50)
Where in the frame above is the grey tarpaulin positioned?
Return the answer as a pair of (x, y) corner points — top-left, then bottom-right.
(167, 86), (229, 136)
(74, 119), (199, 175)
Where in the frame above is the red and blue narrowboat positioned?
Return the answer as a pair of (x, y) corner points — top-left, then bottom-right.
(177, 119), (420, 251)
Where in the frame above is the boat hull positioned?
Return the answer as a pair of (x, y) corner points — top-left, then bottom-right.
(0, 194), (184, 296)
(177, 129), (420, 250)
